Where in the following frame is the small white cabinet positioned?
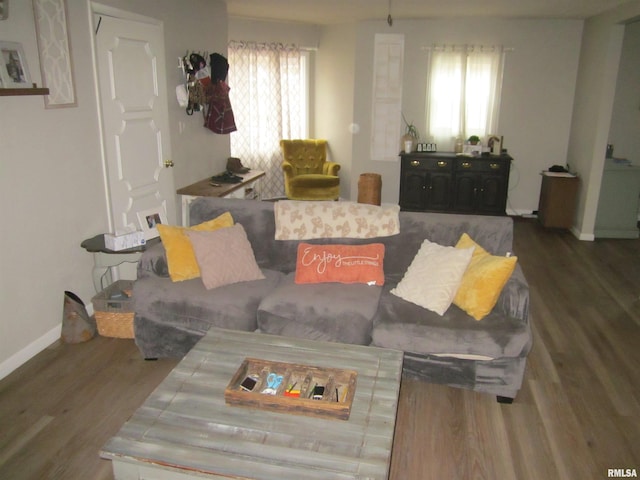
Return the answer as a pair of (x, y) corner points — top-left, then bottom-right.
(594, 159), (640, 238)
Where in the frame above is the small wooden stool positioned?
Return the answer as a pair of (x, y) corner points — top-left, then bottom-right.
(357, 173), (382, 206)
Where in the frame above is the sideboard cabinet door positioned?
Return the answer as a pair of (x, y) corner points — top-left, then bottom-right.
(400, 169), (428, 210)
(399, 155), (454, 212)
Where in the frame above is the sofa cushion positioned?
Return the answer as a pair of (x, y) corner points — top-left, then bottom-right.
(134, 268), (284, 347)
(295, 243), (385, 285)
(186, 224), (265, 290)
(257, 273), (381, 345)
(373, 284), (530, 359)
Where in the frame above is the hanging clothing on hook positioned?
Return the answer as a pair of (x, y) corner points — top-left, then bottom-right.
(210, 53), (229, 82)
(204, 80), (237, 134)
(204, 53), (236, 134)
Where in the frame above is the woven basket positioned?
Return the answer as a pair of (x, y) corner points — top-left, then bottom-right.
(92, 280), (135, 339)
(357, 173), (382, 206)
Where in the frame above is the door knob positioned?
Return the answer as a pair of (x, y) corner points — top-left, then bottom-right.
(164, 159), (174, 168)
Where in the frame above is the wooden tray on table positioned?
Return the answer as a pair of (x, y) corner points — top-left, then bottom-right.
(224, 357), (358, 420)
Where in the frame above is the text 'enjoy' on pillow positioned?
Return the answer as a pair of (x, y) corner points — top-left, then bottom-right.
(295, 243), (385, 285)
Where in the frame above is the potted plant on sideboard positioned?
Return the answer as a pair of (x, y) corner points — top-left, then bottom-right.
(401, 114), (419, 153)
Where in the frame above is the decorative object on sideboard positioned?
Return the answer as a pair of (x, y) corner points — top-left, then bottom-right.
(417, 142), (437, 152)
(488, 135), (503, 155)
(454, 137), (464, 153)
(401, 112), (419, 153)
(463, 142), (483, 156)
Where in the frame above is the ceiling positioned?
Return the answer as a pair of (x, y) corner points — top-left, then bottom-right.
(225, 0), (634, 25)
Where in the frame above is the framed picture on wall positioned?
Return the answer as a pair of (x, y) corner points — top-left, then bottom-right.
(0, 1), (8, 21)
(0, 41), (31, 88)
(33, 0), (77, 107)
(137, 207), (168, 240)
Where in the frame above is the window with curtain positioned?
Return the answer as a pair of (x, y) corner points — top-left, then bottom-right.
(228, 41), (308, 199)
(426, 46), (504, 152)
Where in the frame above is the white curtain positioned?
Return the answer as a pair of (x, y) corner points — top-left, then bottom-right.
(228, 41), (305, 199)
(427, 46), (504, 151)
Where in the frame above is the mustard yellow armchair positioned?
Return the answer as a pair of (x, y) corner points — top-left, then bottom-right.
(279, 139), (340, 201)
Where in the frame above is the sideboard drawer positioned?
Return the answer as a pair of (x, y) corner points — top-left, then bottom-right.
(403, 156), (454, 171)
(455, 158), (508, 173)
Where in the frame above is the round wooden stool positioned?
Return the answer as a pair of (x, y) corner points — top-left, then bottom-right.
(357, 173), (382, 206)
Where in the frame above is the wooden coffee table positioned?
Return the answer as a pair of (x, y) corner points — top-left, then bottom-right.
(101, 328), (403, 479)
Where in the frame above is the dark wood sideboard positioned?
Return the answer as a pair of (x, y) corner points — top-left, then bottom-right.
(399, 152), (512, 215)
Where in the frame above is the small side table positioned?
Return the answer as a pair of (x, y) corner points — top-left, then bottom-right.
(177, 170), (265, 226)
(81, 235), (160, 292)
(537, 172), (580, 229)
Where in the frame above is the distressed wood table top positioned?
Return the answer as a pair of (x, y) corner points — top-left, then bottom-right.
(101, 328), (403, 480)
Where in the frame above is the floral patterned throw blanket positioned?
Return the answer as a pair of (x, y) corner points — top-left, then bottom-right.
(274, 201), (400, 240)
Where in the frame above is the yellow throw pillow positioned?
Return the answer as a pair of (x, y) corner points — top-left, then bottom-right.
(157, 212), (234, 282)
(453, 233), (517, 321)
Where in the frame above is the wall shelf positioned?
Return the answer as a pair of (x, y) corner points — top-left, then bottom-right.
(0, 87), (50, 96)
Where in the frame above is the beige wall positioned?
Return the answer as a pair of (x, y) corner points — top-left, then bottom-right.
(567, 2), (640, 239)
(231, 17), (584, 212)
(315, 24), (357, 200)
(348, 18), (584, 209)
(608, 21), (640, 165)
(229, 17), (320, 48)
(0, 0), (104, 377)
(0, 0), (229, 379)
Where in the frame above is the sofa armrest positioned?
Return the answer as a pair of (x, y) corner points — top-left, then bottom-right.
(495, 264), (529, 323)
(137, 241), (169, 279)
(323, 161), (340, 176)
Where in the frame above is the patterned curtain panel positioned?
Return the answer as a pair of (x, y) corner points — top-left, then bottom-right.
(228, 41), (304, 199)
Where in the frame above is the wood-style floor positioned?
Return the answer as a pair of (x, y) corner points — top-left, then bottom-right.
(0, 218), (638, 479)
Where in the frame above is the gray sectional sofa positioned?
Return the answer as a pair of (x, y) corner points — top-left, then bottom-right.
(133, 197), (532, 401)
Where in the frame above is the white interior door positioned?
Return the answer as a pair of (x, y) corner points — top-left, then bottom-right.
(94, 13), (176, 238)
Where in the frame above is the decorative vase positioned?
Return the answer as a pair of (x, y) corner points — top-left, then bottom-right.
(401, 134), (415, 153)
(404, 140), (413, 153)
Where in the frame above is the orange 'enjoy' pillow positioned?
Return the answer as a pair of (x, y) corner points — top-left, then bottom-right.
(295, 243), (385, 285)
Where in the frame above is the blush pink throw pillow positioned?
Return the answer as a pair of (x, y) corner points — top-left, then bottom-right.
(186, 224), (265, 290)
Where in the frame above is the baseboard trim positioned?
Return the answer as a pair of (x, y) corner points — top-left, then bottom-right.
(507, 208), (532, 217)
(0, 324), (62, 381)
(573, 227), (595, 241)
